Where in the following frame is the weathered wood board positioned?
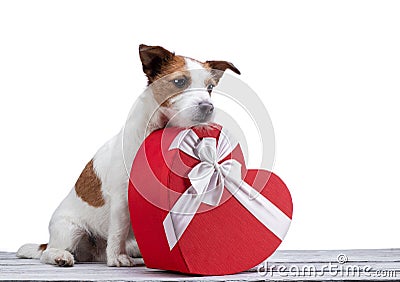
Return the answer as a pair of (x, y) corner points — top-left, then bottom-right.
(1, 249), (400, 281)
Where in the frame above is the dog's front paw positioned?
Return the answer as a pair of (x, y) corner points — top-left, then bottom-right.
(41, 248), (75, 267)
(54, 251), (74, 267)
(55, 252), (74, 267)
(107, 254), (135, 267)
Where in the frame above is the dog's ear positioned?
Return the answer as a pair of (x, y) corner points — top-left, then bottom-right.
(139, 44), (175, 83)
(205, 60), (241, 77)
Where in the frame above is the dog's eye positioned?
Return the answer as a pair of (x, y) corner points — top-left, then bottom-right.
(173, 78), (187, 88)
(207, 84), (215, 94)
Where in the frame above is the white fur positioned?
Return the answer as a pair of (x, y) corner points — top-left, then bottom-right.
(184, 58), (211, 88)
(160, 58), (214, 127)
(17, 58), (216, 267)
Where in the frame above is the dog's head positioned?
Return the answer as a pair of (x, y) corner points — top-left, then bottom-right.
(139, 44), (240, 127)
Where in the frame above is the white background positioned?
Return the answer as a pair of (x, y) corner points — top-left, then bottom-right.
(1, 1), (399, 252)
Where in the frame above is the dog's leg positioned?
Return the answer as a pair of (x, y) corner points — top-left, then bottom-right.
(40, 217), (82, 267)
(106, 193), (135, 267)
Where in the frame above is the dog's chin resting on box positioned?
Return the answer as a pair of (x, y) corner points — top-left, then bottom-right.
(16, 44), (240, 267)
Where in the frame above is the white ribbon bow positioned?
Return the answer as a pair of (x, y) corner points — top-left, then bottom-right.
(163, 128), (291, 250)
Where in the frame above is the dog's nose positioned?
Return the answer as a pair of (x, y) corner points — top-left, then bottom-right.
(198, 102), (214, 115)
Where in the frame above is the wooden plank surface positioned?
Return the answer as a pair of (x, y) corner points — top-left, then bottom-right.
(1, 249), (400, 281)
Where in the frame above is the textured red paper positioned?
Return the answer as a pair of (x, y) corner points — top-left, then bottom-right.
(128, 124), (293, 275)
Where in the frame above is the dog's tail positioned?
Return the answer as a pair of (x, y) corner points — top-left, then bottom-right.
(16, 243), (47, 259)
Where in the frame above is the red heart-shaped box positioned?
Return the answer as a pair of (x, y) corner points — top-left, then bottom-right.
(128, 124), (293, 275)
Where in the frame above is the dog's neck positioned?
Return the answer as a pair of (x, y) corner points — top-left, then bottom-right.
(122, 89), (167, 168)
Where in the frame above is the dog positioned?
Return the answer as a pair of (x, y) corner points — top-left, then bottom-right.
(16, 44), (240, 267)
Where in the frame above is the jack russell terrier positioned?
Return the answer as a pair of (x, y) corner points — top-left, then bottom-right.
(17, 44), (240, 267)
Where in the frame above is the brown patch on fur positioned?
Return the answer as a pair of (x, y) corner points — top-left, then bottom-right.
(154, 55), (186, 81)
(150, 63), (191, 107)
(75, 159), (105, 207)
(147, 54), (192, 108)
(38, 243), (48, 251)
(204, 60), (241, 83)
(139, 45), (192, 107)
(205, 60), (241, 75)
